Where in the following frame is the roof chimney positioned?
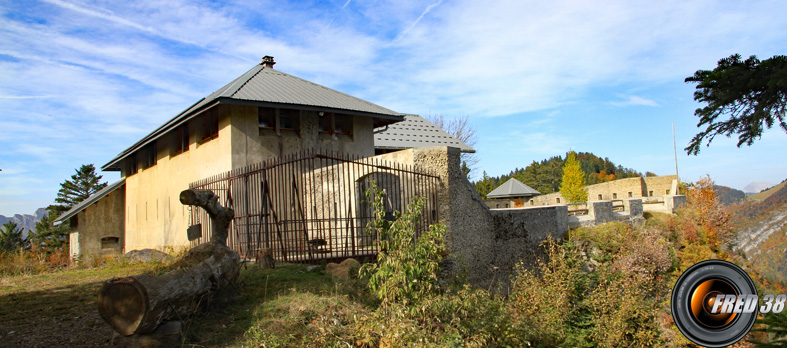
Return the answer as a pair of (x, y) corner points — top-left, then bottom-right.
(261, 56), (276, 68)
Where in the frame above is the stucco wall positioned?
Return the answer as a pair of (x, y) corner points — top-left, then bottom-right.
(71, 185), (126, 257)
(123, 105), (233, 251)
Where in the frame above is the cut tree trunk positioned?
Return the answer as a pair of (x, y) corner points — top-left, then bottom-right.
(98, 240), (240, 336)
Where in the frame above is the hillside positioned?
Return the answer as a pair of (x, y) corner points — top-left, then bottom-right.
(748, 179), (787, 202)
(731, 182), (787, 283)
(474, 151), (645, 198)
(713, 185), (746, 205)
(0, 208), (47, 238)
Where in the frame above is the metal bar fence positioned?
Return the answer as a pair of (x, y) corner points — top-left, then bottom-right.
(188, 150), (441, 263)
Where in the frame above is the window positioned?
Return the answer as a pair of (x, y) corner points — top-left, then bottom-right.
(505, 204), (509, 208)
(173, 124), (189, 155)
(258, 107), (275, 129)
(496, 204), (500, 208)
(259, 107), (299, 134)
(628, 192), (633, 198)
(530, 200), (534, 205)
(649, 190), (654, 197)
(666, 189), (670, 195)
(556, 198), (561, 203)
(128, 153), (138, 175)
(101, 237), (120, 250)
(613, 193), (618, 199)
(319, 112), (332, 133)
(142, 142), (157, 169)
(279, 109), (299, 131)
(334, 113), (352, 135)
(318, 112), (353, 135)
(201, 108), (219, 142)
(598, 194), (603, 200)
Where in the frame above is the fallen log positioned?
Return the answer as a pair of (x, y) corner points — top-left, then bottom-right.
(97, 242), (240, 336)
(97, 189), (240, 336)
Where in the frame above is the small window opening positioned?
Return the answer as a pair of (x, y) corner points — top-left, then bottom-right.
(613, 193), (618, 199)
(258, 107), (275, 129)
(279, 108), (299, 131)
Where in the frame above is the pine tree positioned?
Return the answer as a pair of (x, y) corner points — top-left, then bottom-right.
(0, 221), (27, 252)
(560, 152), (587, 203)
(29, 209), (69, 252)
(50, 164), (108, 215)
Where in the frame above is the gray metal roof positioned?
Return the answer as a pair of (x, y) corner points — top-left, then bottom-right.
(53, 179), (125, 225)
(486, 178), (540, 198)
(374, 115), (475, 153)
(103, 58), (404, 171)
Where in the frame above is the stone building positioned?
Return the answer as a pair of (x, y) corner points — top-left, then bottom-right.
(498, 175), (679, 207)
(483, 178), (540, 208)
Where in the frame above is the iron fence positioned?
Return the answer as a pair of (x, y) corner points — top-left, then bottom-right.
(188, 150), (441, 263)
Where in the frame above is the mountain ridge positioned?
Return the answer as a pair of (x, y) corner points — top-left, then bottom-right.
(0, 208), (47, 238)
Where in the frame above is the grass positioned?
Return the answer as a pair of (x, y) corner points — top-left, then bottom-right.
(0, 259), (369, 348)
(0, 261), (160, 348)
(184, 262), (371, 347)
(748, 180), (787, 202)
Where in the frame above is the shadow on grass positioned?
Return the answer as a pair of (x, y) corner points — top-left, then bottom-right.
(183, 262), (373, 348)
(0, 279), (116, 348)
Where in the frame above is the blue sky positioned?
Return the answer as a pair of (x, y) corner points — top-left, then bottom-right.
(1, 0), (786, 216)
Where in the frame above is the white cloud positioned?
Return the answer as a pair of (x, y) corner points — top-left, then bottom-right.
(608, 96), (659, 107)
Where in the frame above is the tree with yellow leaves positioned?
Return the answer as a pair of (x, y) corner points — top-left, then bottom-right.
(560, 151), (587, 203)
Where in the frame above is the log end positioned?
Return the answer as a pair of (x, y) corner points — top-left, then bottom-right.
(97, 277), (148, 336)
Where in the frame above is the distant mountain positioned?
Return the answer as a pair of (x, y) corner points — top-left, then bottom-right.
(743, 181), (773, 194)
(0, 208), (47, 238)
(731, 183), (787, 283)
(714, 185), (747, 205)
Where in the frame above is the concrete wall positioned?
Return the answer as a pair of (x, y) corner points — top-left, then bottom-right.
(70, 185), (126, 257)
(229, 106), (375, 168)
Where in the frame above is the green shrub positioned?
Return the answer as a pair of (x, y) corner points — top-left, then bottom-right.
(360, 182), (445, 308)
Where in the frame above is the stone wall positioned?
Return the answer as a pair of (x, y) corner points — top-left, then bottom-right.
(380, 146), (679, 291)
(643, 175), (678, 196)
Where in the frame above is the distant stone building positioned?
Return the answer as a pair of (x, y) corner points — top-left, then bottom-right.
(484, 178), (540, 208)
(492, 175), (679, 208)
